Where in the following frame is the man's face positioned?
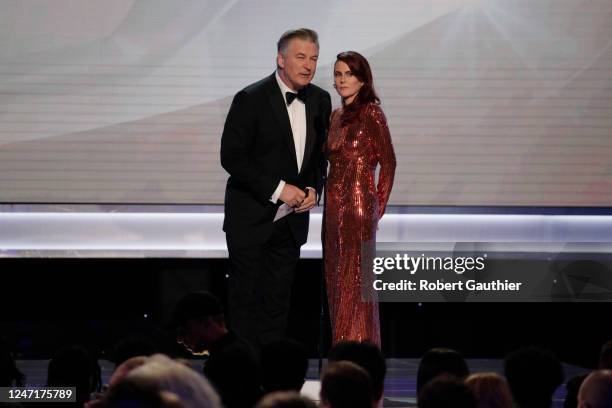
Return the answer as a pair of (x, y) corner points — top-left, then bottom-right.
(277, 38), (319, 90)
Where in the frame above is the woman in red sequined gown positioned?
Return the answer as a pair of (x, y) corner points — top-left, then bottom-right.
(324, 51), (396, 347)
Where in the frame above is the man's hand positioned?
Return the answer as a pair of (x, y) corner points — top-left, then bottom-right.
(295, 187), (316, 213)
(279, 184), (306, 207)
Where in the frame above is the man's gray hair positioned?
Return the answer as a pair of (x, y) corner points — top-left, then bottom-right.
(126, 354), (221, 408)
(277, 28), (319, 55)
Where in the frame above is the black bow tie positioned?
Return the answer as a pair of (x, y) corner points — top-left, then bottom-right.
(286, 88), (307, 105)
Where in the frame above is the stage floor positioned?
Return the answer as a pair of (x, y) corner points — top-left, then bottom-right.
(16, 358), (587, 408)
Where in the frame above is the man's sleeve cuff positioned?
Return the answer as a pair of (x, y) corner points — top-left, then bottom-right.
(270, 180), (286, 203)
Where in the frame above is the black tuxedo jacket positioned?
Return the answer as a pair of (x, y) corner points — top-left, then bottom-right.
(221, 73), (332, 246)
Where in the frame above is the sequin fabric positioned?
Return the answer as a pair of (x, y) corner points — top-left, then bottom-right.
(324, 103), (396, 347)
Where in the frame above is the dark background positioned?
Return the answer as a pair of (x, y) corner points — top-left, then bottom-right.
(1, 258), (610, 368)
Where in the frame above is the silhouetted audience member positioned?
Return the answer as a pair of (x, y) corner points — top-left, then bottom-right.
(564, 373), (590, 408)
(577, 370), (612, 408)
(110, 335), (158, 366)
(320, 361), (373, 408)
(599, 340), (612, 369)
(169, 291), (261, 408)
(256, 391), (317, 408)
(418, 374), (477, 408)
(0, 338), (25, 408)
(47, 345), (101, 406)
(0, 338), (25, 386)
(327, 341), (386, 405)
(504, 346), (564, 408)
(416, 348), (470, 395)
(466, 372), (513, 408)
(565, 338), (612, 408)
(261, 339), (308, 393)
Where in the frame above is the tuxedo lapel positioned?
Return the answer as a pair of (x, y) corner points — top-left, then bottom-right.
(264, 74), (298, 169)
(301, 86), (316, 175)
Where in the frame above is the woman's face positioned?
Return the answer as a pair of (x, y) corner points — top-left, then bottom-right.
(334, 60), (364, 104)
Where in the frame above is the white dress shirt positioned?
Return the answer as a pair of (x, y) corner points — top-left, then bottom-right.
(270, 71), (308, 203)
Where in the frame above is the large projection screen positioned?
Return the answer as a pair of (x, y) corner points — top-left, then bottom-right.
(1, 0), (611, 206)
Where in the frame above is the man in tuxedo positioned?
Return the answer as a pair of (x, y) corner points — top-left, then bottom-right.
(220, 28), (331, 350)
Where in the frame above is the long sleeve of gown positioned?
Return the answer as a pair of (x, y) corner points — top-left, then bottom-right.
(366, 105), (396, 219)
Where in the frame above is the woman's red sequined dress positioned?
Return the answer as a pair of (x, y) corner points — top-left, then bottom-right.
(324, 103), (396, 347)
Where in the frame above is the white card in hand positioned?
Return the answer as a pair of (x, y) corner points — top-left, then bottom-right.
(274, 203), (294, 222)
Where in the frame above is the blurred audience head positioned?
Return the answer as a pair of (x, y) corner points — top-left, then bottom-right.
(97, 354), (220, 408)
(417, 347), (469, 395)
(599, 340), (612, 369)
(102, 379), (185, 408)
(466, 372), (513, 408)
(328, 341), (386, 403)
(0, 338), (25, 387)
(577, 370), (612, 408)
(418, 374), (477, 408)
(504, 346), (564, 408)
(261, 339), (308, 393)
(109, 356), (149, 387)
(169, 291), (227, 354)
(47, 344), (101, 405)
(320, 361), (373, 408)
(256, 391), (317, 408)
